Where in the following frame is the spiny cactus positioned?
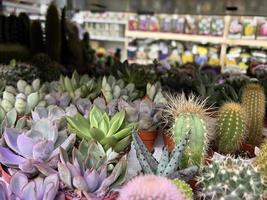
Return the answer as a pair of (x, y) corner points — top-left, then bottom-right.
(172, 179), (193, 200)
(216, 102), (246, 154)
(164, 93), (210, 168)
(132, 130), (198, 181)
(45, 3), (61, 61)
(199, 157), (267, 200)
(118, 175), (186, 200)
(254, 139), (267, 177)
(241, 83), (265, 145)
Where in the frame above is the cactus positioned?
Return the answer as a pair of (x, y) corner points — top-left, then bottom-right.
(199, 157), (267, 200)
(241, 83), (265, 145)
(132, 130), (198, 181)
(30, 20), (44, 54)
(45, 3), (61, 61)
(165, 93), (210, 168)
(118, 175), (186, 200)
(172, 179), (193, 200)
(216, 102), (246, 154)
(254, 139), (267, 178)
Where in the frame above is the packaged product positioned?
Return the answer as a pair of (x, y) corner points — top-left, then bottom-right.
(257, 17), (267, 40)
(128, 15), (138, 31)
(172, 15), (185, 33)
(228, 18), (243, 39)
(242, 17), (257, 39)
(139, 15), (149, 31)
(198, 16), (211, 35)
(211, 17), (224, 36)
(161, 15), (172, 32)
(149, 16), (160, 32)
(185, 15), (198, 34)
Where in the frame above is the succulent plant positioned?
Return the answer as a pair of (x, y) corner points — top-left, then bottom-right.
(164, 93), (210, 168)
(0, 179), (9, 200)
(146, 82), (167, 104)
(0, 78), (46, 115)
(254, 139), (267, 178)
(241, 83), (265, 145)
(215, 102), (246, 154)
(171, 179), (193, 200)
(6, 172), (59, 200)
(56, 71), (101, 99)
(66, 105), (135, 153)
(58, 142), (127, 199)
(0, 61), (40, 87)
(101, 75), (139, 103)
(118, 175), (186, 200)
(199, 157), (267, 200)
(132, 130), (198, 181)
(0, 118), (76, 174)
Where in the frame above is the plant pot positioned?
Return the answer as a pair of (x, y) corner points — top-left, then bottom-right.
(239, 143), (256, 158)
(0, 164), (11, 183)
(17, 113), (32, 121)
(162, 133), (175, 152)
(138, 130), (158, 152)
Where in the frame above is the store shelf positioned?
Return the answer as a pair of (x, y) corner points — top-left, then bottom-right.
(91, 36), (126, 42)
(128, 59), (154, 65)
(84, 19), (127, 25)
(226, 39), (267, 48)
(126, 30), (224, 44)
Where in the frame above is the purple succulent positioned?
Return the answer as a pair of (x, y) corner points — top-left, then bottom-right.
(58, 141), (127, 199)
(0, 128), (76, 174)
(9, 172), (59, 200)
(0, 179), (9, 200)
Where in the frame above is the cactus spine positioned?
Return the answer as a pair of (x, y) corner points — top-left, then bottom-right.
(165, 94), (209, 168)
(216, 102), (246, 154)
(242, 83), (265, 145)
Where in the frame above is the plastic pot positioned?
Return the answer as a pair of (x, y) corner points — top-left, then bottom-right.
(162, 133), (175, 152)
(138, 130), (158, 152)
(0, 164), (11, 183)
(239, 143), (256, 158)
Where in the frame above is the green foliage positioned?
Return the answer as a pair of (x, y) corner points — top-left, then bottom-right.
(30, 20), (44, 54)
(216, 102), (246, 154)
(199, 157), (267, 200)
(242, 83), (265, 145)
(45, 3), (61, 61)
(0, 44), (30, 63)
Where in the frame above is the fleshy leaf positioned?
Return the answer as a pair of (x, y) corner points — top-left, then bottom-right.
(22, 181), (36, 200)
(0, 146), (25, 165)
(9, 172), (28, 198)
(32, 140), (54, 161)
(17, 134), (34, 159)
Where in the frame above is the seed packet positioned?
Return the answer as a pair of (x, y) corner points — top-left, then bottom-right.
(139, 15), (149, 31)
(185, 15), (198, 34)
(149, 16), (160, 32)
(242, 17), (257, 39)
(228, 18), (243, 39)
(172, 16), (185, 33)
(198, 17), (211, 35)
(160, 15), (172, 32)
(211, 17), (224, 36)
(257, 17), (267, 40)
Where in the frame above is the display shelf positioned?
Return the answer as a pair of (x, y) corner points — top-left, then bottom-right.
(128, 59), (154, 65)
(84, 19), (127, 25)
(226, 39), (267, 48)
(91, 36), (126, 42)
(126, 30), (224, 44)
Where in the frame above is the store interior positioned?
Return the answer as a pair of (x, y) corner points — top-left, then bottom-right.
(0, 0), (267, 199)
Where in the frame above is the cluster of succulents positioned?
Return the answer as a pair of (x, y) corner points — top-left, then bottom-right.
(66, 105), (136, 153)
(101, 75), (139, 103)
(146, 82), (167, 104)
(0, 79), (46, 117)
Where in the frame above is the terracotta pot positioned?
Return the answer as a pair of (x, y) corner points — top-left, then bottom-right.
(17, 113), (32, 121)
(162, 133), (175, 152)
(138, 130), (158, 152)
(0, 164), (11, 183)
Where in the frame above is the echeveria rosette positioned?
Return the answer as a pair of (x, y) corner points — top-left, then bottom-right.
(58, 142), (127, 199)
(0, 127), (76, 175)
(0, 172), (59, 200)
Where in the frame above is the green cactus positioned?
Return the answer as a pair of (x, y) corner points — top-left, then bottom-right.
(216, 102), (246, 154)
(241, 83), (265, 145)
(171, 179), (193, 200)
(165, 94), (209, 168)
(30, 20), (44, 54)
(45, 3), (61, 61)
(199, 157), (267, 200)
(132, 130), (198, 181)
